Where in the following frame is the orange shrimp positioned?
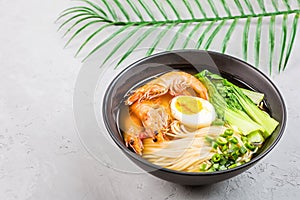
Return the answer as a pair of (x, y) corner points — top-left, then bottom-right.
(123, 95), (173, 155)
(126, 71), (208, 105)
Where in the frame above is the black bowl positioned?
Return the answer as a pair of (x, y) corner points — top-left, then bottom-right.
(103, 50), (286, 185)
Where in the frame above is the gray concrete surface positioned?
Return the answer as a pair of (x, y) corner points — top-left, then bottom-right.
(1, 1), (300, 199)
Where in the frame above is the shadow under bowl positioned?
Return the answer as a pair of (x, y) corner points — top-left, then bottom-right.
(103, 50), (286, 185)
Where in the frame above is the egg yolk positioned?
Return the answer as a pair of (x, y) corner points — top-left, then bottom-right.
(174, 96), (203, 115)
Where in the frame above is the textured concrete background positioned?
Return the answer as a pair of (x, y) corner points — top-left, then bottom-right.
(1, 0), (300, 199)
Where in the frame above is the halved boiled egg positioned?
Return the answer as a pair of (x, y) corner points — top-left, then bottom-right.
(170, 96), (216, 128)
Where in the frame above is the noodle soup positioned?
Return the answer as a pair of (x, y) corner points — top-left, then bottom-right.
(118, 70), (279, 173)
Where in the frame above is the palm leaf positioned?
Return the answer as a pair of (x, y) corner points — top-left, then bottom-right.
(146, 24), (176, 56)
(194, 0), (207, 18)
(254, 17), (263, 67)
(58, 0), (300, 73)
(126, 0), (144, 21)
(167, 23), (190, 50)
(221, 0), (232, 17)
(138, 0), (156, 21)
(278, 14), (288, 72)
(153, 0), (168, 20)
(182, 22), (203, 48)
(234, 0), (245, 15)
(183, 0), (195, 19)
(113, 0), (130, 21)
(166, 0), (181, 20)
(204, 20), (226, 50)
(75, 0), (107, 18)
(268, 16), (276, 74)
(221, 19), (238, 53)
(101, 25), (147, 65)
(243, 17), (251, 61)
(243, 0), (255, 14)
(117, 24), (161, 67)
(283, 13), (299, 71)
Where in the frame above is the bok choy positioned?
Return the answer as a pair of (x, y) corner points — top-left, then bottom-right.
(195, 70), (279, 139)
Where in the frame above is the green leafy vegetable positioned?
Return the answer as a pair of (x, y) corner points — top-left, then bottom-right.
(240, 88), (264, 105)
(195, 70), (279, 138)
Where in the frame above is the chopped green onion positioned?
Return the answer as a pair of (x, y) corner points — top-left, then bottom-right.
(247, 131), (264, 144)
(229, 137), (238, 144)
(216, 136), (228, 145)
(212, 153), (221, 163)
(199, 163), (208, 171)
(221, 144), (228, 152)
(213, 163), (220, 169)
(228, 162), (242, 169)
(212, 142), (218, 149)
(230, 152), (239, 161)
(229, 144), (239, 152)
(207, 167), (215, 172)
(224, 129), (234, 136)
(219, 165), (227, 171)
(205, 136), (215, 143)
(245, 142), (256, 151)
(220, 158), (227, 165)
(240, 146), (248, 154)
(241, 136), (248, 142)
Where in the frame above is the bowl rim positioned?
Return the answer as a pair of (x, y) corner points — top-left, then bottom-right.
(103, 49), (287, 176)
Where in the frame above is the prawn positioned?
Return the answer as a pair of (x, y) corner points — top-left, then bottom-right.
(126, 71), (208, 105)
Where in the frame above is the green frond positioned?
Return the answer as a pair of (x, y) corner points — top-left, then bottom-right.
(271, 0), (279, 12)
(58, 0), (300, 73)
(207, 0), (219, 18)
(153, 0), (168, 20)
(102, 24), (148, 65)
(167, 23), (190, 51)
(77, 0), (107, 18)
(146, 24), (175, 56)
(138, 0), (156, 21)
(278, 14), (288, 72)
(283, 14), (299, 70)
(146, 24), (176, 56)
(126, 0), (144, 21)
(182, 22), (203, 48)
(117, 24), (161, 67)
(221, 19), (238, 53)
(234, 0), (245, 15)
(243, 0), (255, 14)
(243, 17), (251, 61)
(75, 24), (112, 57)
(196, 21), (215, 49)
(101, 0), (118, 21)
(63, 15), (102, 37)
(57, 7), (96, 22)
(113, 0), (130, 21)
(166, 0), (181, 20)
(83, 24), (134, 62)
(269, 16), (276, 74)
(60, 6), (96, 16)
(204, 20), (226, 50)
(182, 0), (195, 19)
(257, 0), (266, 14)
(283, 0), (291, 10)
(58, 13), (96, 31)
(254, 17), (263, 67)
(194, 0), (207, 18)
(221, 0), (232, 17)
(64, 19), (104, 48)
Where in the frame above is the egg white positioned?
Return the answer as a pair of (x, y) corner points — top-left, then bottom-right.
(170, 96), (216, 128)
